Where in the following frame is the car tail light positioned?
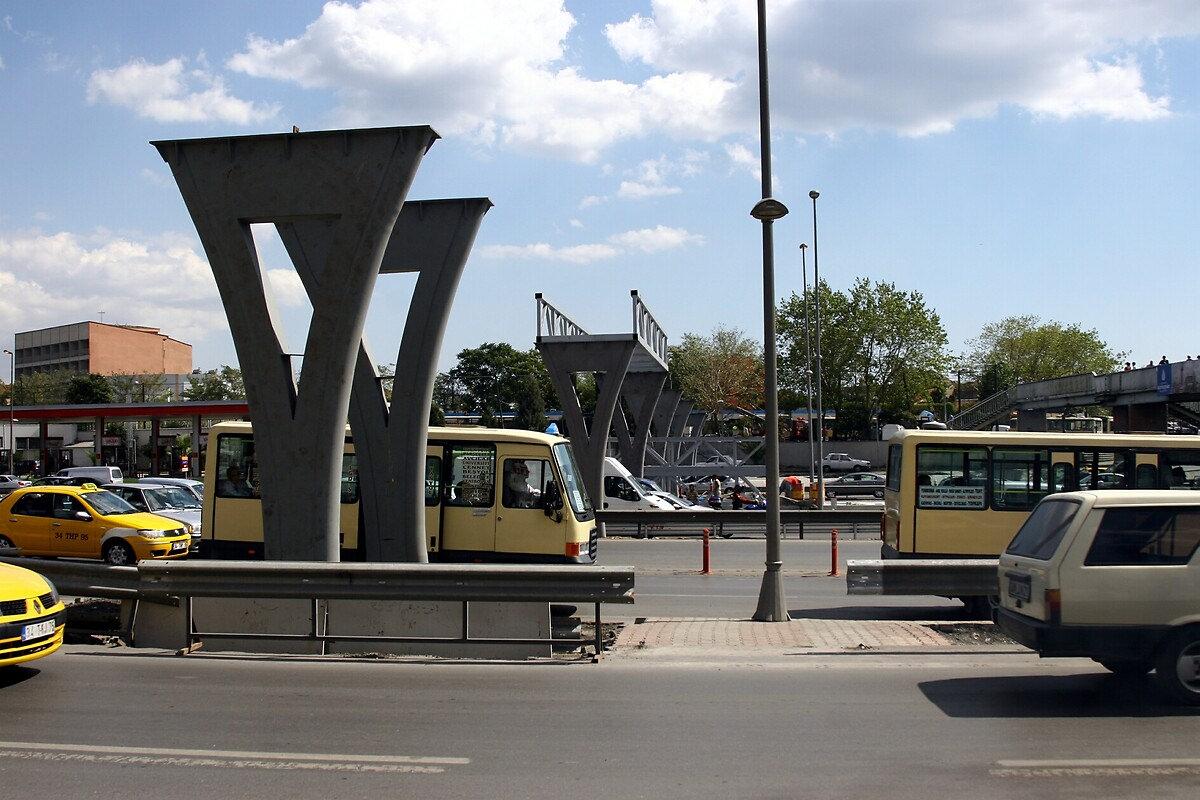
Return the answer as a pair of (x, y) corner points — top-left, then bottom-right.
(1045, 588), (1061, 624)
(565, 541), (582, 557)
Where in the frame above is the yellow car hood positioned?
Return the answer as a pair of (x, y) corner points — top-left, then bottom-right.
(105, 511), (188, 533)
(0, 561), (54, 596)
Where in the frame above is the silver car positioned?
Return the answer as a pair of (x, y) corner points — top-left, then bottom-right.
(103, 482), (203, 551)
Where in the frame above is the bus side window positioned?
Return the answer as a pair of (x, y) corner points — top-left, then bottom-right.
(1050, 463), (1074, 493)
(425, 456), (442, 505)
(1135, 463), (1158, 489)
(1161, 450), (1200, 490)
(444, 445), (495, 507)
(340, 453), (359, 504)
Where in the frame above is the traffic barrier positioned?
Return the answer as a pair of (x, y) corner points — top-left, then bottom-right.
(846, 559), (999, 596)
(701, 528), (711, 574)
(830, 529), (839, 576)
(596, 509), (881, 540)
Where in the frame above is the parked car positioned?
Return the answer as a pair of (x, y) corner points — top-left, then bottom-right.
(144, 476), (205, 502)
(0, 484), (192, 565)
(55, 466), (124, 484)
(30, 476), (109, 488)
(994, 490), (1200, 704)
(0, 475), (32, 496)
(103, 482), (202, 551)
(647, 490), (694, 509)
(0, 561), (65, 667)
(822, 453), (871, 473)
(825, 471), (885, 499)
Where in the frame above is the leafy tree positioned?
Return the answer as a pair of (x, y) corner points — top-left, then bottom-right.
(109, 373), (170, 403)
(183, 366), (245, 401)
(429, 402), (445, 426)
(967, 315), (1123, 391)
(778, 278), (950, 436)
(668, 327), (764, 414)
(12, 369), (73, 404)
(442, 343), (556, 430)
(65, 373), (116, 404)
(512, 371), (548, 432)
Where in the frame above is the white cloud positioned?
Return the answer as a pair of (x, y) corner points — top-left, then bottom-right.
(617, 180), (681, 199)
(226, 0), (739, 162)
(480, 224), (703, 264)
(478, 242), (620, 264)
(569, 218), (584, 228)
(724, 142), (760, 182)
(139, 168), (173, 188)
(608, 225), (704, 253)
(579, 195), (608, 209)
(606, 0), (1194, 137)
(32, 211), (51, 222)
(263, 268), (308, 308)
(0, 229), (224, 344)
(87, 57), (278, 124)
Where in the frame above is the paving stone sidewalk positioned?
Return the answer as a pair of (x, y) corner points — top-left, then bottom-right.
(614, 617), (994, 654)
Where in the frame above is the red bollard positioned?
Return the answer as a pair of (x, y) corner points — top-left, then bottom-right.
(702, 527), (711, 574)
(829, 528), (839, 576)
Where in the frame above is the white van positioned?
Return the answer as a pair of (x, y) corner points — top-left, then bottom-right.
(995, 490), (1200, 704)
(56, 466), (124, 484)
(601, 457), (673, 511)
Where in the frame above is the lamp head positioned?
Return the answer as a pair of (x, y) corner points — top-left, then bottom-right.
(809, 190), (820, 200)
(750, 197), (789, 222)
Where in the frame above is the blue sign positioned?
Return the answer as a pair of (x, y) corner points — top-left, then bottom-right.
(1157, 362), (1173, 395)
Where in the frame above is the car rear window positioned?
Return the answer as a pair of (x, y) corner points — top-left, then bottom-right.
(1005, 499), (1080, 560)
(1084, 507), (1200, 566)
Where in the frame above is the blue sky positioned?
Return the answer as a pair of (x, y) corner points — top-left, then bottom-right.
(2, 0), (1198, 376)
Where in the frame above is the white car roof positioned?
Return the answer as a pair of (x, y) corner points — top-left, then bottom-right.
(1048, 490), (1200, 507)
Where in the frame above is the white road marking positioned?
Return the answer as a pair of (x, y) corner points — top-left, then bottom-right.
(993, 757), (1200, 778)
(0, 741), (468, 774)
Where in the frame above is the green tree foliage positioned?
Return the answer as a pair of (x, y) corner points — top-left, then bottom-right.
(967, 315), (1123, 393)
(668, 327), (764, 413)
(437, 343), (556, 430)
(109, 373), (171, 403)
(65, 373), (116, 404)
(778, 278), (949, 436)
(12, 369), (74, 404)
(183, 366), (245, 401)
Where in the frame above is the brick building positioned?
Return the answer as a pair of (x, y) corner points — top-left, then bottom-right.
(14, 321), (192, 383)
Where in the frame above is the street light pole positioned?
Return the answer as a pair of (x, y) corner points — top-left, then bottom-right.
(3, 348), (13, 474)
(750, 0), (789, 622)
(800, 244), (816, 485)
(810, 190), (826, 508)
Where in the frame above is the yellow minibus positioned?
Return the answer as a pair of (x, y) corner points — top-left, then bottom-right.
(202, 422), (597, 563)
(884, 429), (1200, 558)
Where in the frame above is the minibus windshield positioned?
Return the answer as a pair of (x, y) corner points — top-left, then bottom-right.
(553, 443), (593, 518)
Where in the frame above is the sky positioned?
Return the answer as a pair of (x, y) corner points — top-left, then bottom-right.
(1, 0), (1198, 377)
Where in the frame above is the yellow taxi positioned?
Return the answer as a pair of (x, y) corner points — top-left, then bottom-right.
(0, 484), (192, 565)
(0, 561), (65, 666)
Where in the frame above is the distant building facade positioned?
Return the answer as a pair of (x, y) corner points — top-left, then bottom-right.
(14, 322), (193, 395)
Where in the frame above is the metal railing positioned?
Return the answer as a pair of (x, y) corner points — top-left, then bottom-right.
(631, 289), (668, 364)
(948, 388), (1012, 430)
(595, 509), (881, 540)
(846, 558), (999, 596)
(138, 561), (636, 658)
(535, 293), (589, 338)
(1, 553), (140, 599)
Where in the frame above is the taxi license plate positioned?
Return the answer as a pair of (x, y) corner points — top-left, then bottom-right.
(170, 540), (187, 552)
(22, 620), (55, 641)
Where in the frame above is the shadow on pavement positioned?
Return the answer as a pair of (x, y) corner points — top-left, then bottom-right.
(789, 604), (980, 621)
(919, 673), (1199, 718)
(0, 665), (40, 689)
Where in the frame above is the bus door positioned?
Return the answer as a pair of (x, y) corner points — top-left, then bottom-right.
(440, 442), (497, 554)
(495, 446), (559, 557)
(208, 431), (264, 557)
(338, 448), (360, 558)
(424, 449), (443, 554)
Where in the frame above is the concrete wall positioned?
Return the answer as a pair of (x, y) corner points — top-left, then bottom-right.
(88, 322), (192, 376)
(779, 440), (890, 472)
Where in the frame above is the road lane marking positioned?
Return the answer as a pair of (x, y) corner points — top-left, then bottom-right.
(992, 758), (1200, 778)
(0, 741), (468, 774)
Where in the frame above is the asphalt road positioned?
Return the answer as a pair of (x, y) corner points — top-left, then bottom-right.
(3, 650), (1198, 800)
(597, 538), (967, 620)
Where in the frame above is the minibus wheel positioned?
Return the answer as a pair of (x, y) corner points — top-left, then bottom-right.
(1154, 627), (1200, 705)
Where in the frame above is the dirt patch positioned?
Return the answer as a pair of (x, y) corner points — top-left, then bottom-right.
(63, 598), (124, 644)
(926, 622), (1016, 646)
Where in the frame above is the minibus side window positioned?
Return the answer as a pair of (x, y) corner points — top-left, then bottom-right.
(425, 456), (442, 506)
(215, 434), (260, 498)
(991, 448), (1051, 511)
(340, 453), (359, 504)
(885, 445), (901, 492)
(1076, 450), (1131, 491)
(915, 446), (987, 509)
(502, 459), (551, 509)
(1161, 450), (1200, 490)
(444, 445), (495, 507)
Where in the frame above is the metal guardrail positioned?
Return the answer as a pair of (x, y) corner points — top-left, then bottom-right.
(138, 561), (635, 658)
(631, 289), (668, 364)
(596, 509), (881, 539)
(535, 292), (589, 338)
(0, 553), (141, 599)
(846, 559), (999, 596)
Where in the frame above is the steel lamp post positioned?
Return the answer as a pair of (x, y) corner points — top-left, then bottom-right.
(750, 0), (789, 622)
(3, 348), (13, 474)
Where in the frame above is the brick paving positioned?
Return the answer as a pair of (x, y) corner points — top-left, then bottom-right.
(615, 617), (955, 653)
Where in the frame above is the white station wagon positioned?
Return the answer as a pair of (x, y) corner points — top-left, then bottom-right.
(994, 490), (1200, 704)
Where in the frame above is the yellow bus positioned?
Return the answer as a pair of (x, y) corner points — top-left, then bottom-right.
(202, 421), (597, 563)
(884, 429), (1200, 558)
